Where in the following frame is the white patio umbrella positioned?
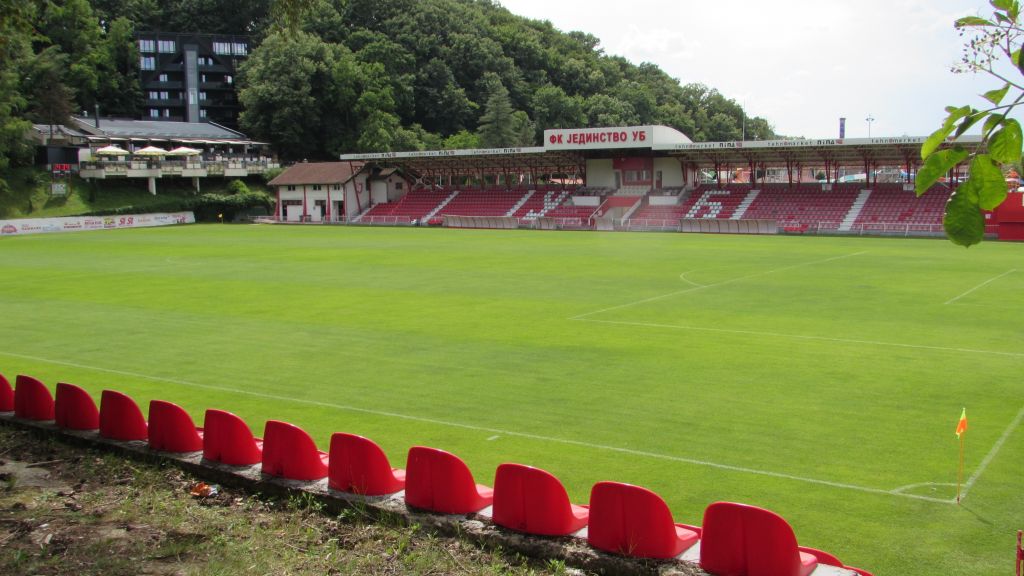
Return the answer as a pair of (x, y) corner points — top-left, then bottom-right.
(94, 145), (129, 156)
(134, 145), (168, 156)
(166, 146), (201, 156)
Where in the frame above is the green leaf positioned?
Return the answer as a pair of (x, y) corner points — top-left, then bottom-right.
(943, 186), (985, 247)
(970, 154), (1009, 209)
(955, 15), (994, 26)
(983, 114), (1004, 136)
(916, 146), (969, 195)
(922, 106), (970, 159)
(989, 119), (1023, 164)
(983, 83), (1010, 105)
(991, 0), (1012, 11)
(955, 109), (984, 137)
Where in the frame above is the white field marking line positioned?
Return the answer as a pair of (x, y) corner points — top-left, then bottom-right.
(945, 269), (1018, 305)
(571, 251), (868, 320)
(959, 402), (1024, 501)
(573, 318), (1024, 359)
(0, 349), (954, 505)
(678, 270), (706, 288)
(889, 481), (957, 494)
(487, 435), (500, 441)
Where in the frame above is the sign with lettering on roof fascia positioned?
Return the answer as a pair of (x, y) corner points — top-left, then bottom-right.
(544, 126), (653, 151)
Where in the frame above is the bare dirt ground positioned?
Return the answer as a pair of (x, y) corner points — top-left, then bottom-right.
(0, 426), (573, 576)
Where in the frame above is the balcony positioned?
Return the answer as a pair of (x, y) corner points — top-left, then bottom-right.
(79, 157), (281, 181)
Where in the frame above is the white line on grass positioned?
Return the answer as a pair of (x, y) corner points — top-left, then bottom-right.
(573, 318), (1024, 359)
(678, 270), (706, 288)
(889, 481), (957, 494)
(571, 251), (868, 320)
(0, 349), (954, 505)
(945, 269), (1018, 305)
(959, 402), (1024, 501)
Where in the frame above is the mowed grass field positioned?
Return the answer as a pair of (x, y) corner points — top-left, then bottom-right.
(1, 224), (1022, 575)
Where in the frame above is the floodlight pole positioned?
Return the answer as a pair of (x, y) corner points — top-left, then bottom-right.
(866, 115), (875, 138)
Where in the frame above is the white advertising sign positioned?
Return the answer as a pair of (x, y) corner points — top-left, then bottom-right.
(0, 211), (196, 237)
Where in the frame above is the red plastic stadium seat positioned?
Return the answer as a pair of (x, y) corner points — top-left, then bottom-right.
(404, 446), (494, 514)
(14, 375), (54, 421)
(261, 420), (328, 481)
(328, 432), (405, 495)
(98, 390), (148, 441)
(492, 463), (589, 536)
(0, 372), (14, 412)
(148, 400), (204, 453)
(587, 481), (699, 559)
(202, 409), (263, 466)
(699, 501), (818, 576)
(54, 382), (99, 430)
(797, 547), (842, 566)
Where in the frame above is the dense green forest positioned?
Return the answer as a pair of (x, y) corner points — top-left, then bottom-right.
(0, 0), (776, 173)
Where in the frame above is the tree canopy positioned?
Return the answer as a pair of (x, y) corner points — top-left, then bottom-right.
(1, 0), (776, 169)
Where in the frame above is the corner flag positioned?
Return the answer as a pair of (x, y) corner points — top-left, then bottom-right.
(956, 407), (968, 504)
(956, 408), (968, 439)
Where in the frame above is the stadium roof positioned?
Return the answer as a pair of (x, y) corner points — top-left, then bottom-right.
(662, 135), (984, 166)
(340, 125), (983, 170)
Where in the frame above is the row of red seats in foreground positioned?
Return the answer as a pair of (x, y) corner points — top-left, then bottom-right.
(0, 373), (871, 576)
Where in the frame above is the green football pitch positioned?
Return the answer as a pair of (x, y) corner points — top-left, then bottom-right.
(1, 224), (1021, 575)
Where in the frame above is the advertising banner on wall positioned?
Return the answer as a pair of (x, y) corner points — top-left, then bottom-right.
(0, 212), (195, 236)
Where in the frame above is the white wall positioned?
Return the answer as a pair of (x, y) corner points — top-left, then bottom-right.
(654, 158), (683, 187)
(586, 159), (615, 188)
(370, 180), (389, 205)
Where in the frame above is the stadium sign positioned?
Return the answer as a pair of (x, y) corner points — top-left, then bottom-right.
(0, 212), (195, 236)
(545, 127), (651, 150)
(662, 135), (981, 151)
(340, 147), (546, 161)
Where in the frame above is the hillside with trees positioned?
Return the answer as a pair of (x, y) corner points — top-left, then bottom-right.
(1, 0), (775, 168)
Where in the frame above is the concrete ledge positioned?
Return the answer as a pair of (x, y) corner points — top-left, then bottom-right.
(0, 413), (854, 576)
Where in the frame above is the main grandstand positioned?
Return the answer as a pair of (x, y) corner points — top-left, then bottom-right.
(282, 125), (1024, 240)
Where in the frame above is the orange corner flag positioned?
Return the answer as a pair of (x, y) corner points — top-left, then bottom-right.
(955, 408), (968, 439)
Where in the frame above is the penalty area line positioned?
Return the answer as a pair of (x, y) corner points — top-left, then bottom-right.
(945, 269), (1017, 305)
(571, 251), (868, 320)
(573, 318), (1024, 359)
(0, 349), (952, 505)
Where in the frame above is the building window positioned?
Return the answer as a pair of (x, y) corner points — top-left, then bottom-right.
(395, 181), (404, 190)
(232, 43), (248, 55)
(200, 109), (208, 119)
(162, 109), (170, 118)
(148, 91), (158, 100)
(159, 91), (169, 100)
(213, 42), (231, 55)
(140, 56), (155, 71)
(199, 92), (207, 101)
(312, 184), (322, 191)
(158, 73), (168, 82)
(149, 109), (160, 118)
(287, 185), (296, 191)
(332, 184), (341, 190)
(138, 39), (155, 53)
(225, 74), (233, 84)
(157, 40), (176, 53)
(201, 74), (207, 83)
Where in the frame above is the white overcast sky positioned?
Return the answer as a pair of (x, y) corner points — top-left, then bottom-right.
(499, 0), (1020, 139)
